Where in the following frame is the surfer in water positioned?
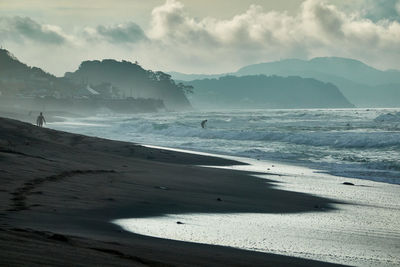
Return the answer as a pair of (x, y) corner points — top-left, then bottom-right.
(201, 119), (208, 128)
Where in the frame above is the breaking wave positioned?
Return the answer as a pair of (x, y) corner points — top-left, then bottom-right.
(50, 108), (400, 184)
(117, 120), (400, 149)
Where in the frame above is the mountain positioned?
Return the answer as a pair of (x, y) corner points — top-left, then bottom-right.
(0, 49), (75, 98)
(65, 60), (192, 111)
(168, 71), (224, 82)
(183, 75), (354, 109)
(0, 49), (172, 114)
(170, 57), (400, 108)
(238, 58), (400, 86)
(236, 58), (400, 107)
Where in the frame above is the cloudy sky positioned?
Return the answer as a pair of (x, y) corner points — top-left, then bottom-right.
(1, 0), (400, 76)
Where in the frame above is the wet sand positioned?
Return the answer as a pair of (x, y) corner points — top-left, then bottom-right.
(118, 157), (400, 266)
(0, 117), (344, 266)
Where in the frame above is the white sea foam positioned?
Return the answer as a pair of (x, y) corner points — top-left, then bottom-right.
(49, 108), (400, 184)
(375, 112), (400, 123)
(114, 155), (400, 267)
(46, 109), (400, 265)
(119, 122), (400, 148)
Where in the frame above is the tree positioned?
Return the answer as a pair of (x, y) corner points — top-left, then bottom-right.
(177, 83), (194, 94)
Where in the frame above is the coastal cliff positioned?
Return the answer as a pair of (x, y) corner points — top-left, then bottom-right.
(65, 59), (192, 111)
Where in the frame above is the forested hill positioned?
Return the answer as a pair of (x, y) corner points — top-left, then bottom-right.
(0, 49), (74, 97)
(65, 60), (192, 110)
(184, 75), (354, 109)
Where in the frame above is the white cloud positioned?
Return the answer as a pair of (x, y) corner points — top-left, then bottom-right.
(143, 0), (400, 72)
(1, 0), (400, 75)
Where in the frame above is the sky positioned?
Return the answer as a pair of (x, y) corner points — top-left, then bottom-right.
(0, 0), (400, 76)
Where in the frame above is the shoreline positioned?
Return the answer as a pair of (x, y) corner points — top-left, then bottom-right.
(45, 108), (400, 186)
(113, 146), (400, 266)
(144, 144), (400, 186)
(114, 150), (400, 266)
(0, 116), (347, 266)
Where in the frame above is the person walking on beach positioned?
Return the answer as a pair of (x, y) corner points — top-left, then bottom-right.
(201, 119), (208, 128)
(36, 112), (46, 127)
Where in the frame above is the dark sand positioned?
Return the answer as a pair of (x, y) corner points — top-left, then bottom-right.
(0, 117), (345, 266)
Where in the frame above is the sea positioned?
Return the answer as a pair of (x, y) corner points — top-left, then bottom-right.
(48, 108), (400, 266)
(50, 108), (400, 184)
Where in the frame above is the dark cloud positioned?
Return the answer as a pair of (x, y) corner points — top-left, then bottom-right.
(309, 1), (345, 38)
(95, 22), (147, 43)
(0, 16), (67, 44)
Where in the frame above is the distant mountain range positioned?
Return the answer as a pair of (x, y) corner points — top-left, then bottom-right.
(183, 75), (353, 109)
(2, 48), (398, 111)
(170, 57), (400, 108)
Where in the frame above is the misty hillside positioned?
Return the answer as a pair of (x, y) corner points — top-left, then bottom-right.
(238, 58), (400, 86)
(65, 60), (192, 111)
(168, 71), (223, 82)
(236, 58), (400, 107)
(0, 49), (167, 114)
(184, 75), (354, 109)
(0, 49), (75, 98)
(170, 57), (400, 108)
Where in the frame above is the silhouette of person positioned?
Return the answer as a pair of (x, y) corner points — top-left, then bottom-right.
(36, 112), (46, 127)
(201, 119), (208, 128)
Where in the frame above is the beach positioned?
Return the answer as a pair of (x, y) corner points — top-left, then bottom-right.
(2, 0), (400, 265)
(117, 152), (400, 266)
(0, 116), (351, 266)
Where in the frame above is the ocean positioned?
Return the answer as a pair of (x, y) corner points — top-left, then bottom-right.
(49, 108), (400, 266)
(49, 108), (400, 184)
